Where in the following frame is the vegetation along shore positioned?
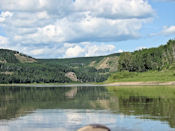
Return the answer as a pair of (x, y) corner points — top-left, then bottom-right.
(0, 39), (175, 84)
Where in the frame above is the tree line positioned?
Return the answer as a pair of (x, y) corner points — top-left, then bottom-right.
(0, 62), (109, 84)
(118, 39), (175, 72)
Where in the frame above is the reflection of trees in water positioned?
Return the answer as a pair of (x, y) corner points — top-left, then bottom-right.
(0, 86), (110, 120)
(118, 96), (175, 128)
(0, 87), (69, 119)
(0, 86), (175, 128)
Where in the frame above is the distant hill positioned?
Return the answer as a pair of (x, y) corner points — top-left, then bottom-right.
(0, 49), (36, 63)
(38, 53), (120, 72)
(0, 49), (112, 84)
(1, 39), (175, 84)
(89, 54), (119, 72)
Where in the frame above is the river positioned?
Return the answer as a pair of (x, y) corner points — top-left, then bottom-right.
(0, 86), (175, 131)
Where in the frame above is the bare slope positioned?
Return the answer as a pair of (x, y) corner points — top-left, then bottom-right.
(89, 55), (119, 72)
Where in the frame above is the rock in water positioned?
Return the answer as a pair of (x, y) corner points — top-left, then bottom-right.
(77, 124), (110, 131)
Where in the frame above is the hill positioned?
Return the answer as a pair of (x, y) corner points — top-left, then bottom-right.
(0, 49), (116, 84)
(38, 53), (120, 72)
(1, 39), (175, 84)
(107, 39), (175, 82)
(0, 49), (36, 63)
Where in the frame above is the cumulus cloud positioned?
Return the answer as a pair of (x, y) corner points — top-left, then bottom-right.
(152, 25), (175, 36)
(64, 43), (116, 58)
(0, 11), (13, 22)
(84, 43), (115, 57)
(0, 0), (154, 57)
(0, 0), (154, 43)
(74, 0), (154, 19)
(161, 26), (175, 35)
(12, 42), (115, 58)
(65, 45), (85, 57)
(0, 0), (154, 19)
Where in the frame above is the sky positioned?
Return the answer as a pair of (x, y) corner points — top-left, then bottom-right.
(0, 0), (175, 58)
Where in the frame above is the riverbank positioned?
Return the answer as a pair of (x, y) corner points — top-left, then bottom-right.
(0, 83), (100, 87)
(1, 81), (175, 87)
(106, 70), (175, 83)
(105, 81), (175, 86)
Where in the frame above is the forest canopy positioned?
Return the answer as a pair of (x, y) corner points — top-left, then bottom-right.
(118, 39), (175, 72)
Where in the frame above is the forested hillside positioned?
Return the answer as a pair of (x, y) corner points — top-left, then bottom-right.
(118, 39), (175, 72)
(0, 49), (36, 63)
(1, 39), (175, 84)
(106, 39), (175, 83)
(0, 49), (114, 84)
(38, 53), (120, 71)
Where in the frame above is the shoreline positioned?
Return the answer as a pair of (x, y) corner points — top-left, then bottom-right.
(1, 81), (175, 87)
(105, 81), (175, 86)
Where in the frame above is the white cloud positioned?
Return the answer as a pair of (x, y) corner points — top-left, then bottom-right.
(30, 49), (45, 55)
(1, 42), (115, 58)
(0, 36), (9, 45)
(0, 0), (154, 57)
(0, 11), (13, 22)
(16, 17), (143, 44)
(0, 0), (154, 43)
(152, 25), (175, 36)
(0, 0), (47, 11)
(74, 0), (154, 19)
(84, 44), (115, 57)
(161, 26), (175, 35)
(65, 45), (85, 57)
(64, 42), (115, 58)
(0, 0), (154, 19)
(36, 11), (50, 19)
(118, 49), (124, 53)
(7, 44), (66, 58)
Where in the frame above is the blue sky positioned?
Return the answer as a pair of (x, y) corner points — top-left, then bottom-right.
(0, 0), (175, 58)
(115, 0), (175, 52)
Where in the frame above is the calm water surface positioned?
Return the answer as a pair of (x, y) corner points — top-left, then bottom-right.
(0, 86), (175, 131)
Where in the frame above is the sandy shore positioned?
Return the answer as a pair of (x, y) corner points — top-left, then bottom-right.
(1, 81), (175, 87)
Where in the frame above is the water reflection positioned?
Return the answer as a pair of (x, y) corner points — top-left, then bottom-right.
(0, 86), (175, 131)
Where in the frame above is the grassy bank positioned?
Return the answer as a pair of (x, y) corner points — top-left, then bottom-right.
(1, 69), (175, 86)
(106, 70), (175, 83)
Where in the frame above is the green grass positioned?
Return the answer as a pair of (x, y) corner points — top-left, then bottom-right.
(106, 70), (175, 83)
